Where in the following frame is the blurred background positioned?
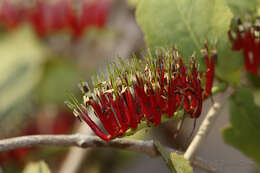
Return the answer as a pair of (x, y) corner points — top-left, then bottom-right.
(0, 0), (257, 173)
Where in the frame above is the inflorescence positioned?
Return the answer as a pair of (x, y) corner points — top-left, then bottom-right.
(66, 46), (216, 141)
(229, 17), (260, 75)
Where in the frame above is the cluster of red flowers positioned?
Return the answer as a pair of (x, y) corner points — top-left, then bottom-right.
(0, 0), (112, 39)
(66, 47), (215, 141)
(229, 18), (260, 75)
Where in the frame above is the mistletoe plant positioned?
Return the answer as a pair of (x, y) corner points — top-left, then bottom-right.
(1, 0), (260, 173)
(65, 0), (260, 172)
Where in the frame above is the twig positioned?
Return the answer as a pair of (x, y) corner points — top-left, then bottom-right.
(0, 134), (220, 172)
(184, 102), (221, 160)
(184, 90), (230, 160)
(192, 157), (220, 173)
(0, 134), (159, 157)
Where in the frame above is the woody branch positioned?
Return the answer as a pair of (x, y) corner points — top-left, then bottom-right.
(0, 134), (220, 172)
(0, 134), (159, 156)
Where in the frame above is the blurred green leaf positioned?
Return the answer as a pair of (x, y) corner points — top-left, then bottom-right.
(37, 58), (79, 105)
(254, 89), (260, 106)
(22, 161), (51, 173)
(222, 87), (260, 163)
(170, 153), (193, 173)
(0, 100), (34, 137)
(247, 72), (260, 88)
(0, 27), (45, 122)
(127, 0), (140, 8)
(211, 82), (228, 95)
(226, 0), (260, 15)
(136, 0), (243, 84)
(214, 37), (243, 85)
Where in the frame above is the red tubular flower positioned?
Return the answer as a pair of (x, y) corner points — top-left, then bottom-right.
(112, 95), (129, 134)
(134, 77), (150, 120)
(203, 45), (215, 99)
(229, 18), (260, 75)
(79, 106), (112, 141)
(167, 78), (177, 117)
(66, 47), (215, 141)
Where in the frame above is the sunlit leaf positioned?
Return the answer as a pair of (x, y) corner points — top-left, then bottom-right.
(37, 58), (79, 105)
(154, 139), (177, 173)
(154, 139), (194, 173)
(22, 161), (51, 173)
(127, 0), (139, 8)
(226, 0), (260, 15)
(136, 0), (243, 84)
(0, 26), (45, 132)
(170, 153), (193, 173)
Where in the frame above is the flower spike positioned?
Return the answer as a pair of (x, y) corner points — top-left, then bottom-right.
(229, 17), (260, 75)
(66, 47), (215, 141)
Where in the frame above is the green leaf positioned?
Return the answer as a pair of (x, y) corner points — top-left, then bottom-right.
(136, 0), (243, 84)
(154, 139), (177, 173)
(254, 89), (260, 106)
(37, 58), (79, 105)
(226, 0), (260, 16)
(154, 139), (194, 173)
(247, 72), (260, 88)
(214, 37), (243, 85)
(170, 153), (194, 173)
(127, 0), (140, 8)
(222, 87), (260, 163)
(211, 82), (228, 95)
(136, 0), (232, 55)
(22, 161), (51, 173)
(0, 26), (45, 129)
